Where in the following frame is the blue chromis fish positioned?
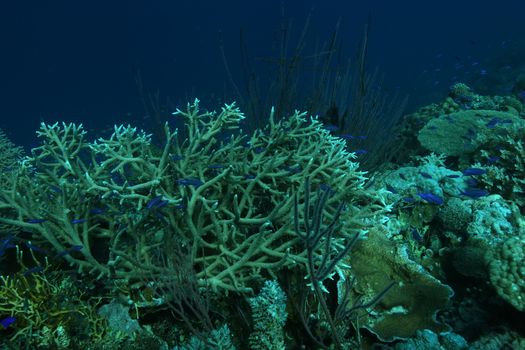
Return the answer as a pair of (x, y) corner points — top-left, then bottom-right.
(176, 178), (204, 187)
(460, 188), (489, 198)
(417, 192), (444, 205)
(0, 316), (16, 329)
(462, 168), (486, 176)
(146, 196), (164, 209)
(26, 218), (48, 224)
(23, 266), (44, 276)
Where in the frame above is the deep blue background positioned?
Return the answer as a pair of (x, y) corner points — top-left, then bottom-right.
(1, 0), (524, 147)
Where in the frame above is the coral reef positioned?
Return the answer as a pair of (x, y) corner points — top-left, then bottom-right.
(1, 83), (525, 348)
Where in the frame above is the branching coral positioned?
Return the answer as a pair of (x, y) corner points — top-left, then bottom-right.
(0, 99), (389, 297)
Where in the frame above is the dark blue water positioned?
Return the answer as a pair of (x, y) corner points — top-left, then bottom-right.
(1, 0), (524, 146)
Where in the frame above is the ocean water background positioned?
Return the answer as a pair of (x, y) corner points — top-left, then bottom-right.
(0, 0), (524, 147)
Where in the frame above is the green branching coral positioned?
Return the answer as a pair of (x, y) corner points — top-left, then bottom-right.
(0, 99), (389, 297)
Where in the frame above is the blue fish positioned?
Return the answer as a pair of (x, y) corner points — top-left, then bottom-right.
(353, 149), (367, 155)
(23, 266), (44, 276)
(154, 200), (169, 209)
(0, 235), (15, 257)
(285, 166), (301, 174)
(49, 185), (62, 193)
(486, 117), (501, 128)
(446, 174), (460, 178)
(89, 208), (105, 215)
(146, 196), (164, 209)
(177, 178), (204, 187)
(420, 172), (432, 179)
(462, 168), (486, 176)
(0, 316), (16, 329)
(403, 197), (415, 203)
(27, 219), (48, 224)
(207, 164), (225, 169)
(460, 188), (489, 198)
(25, 242), (49, 254)
(417, 192), (444, 205)
(71, 218), (88, 224)
(386, 184), (397, 194)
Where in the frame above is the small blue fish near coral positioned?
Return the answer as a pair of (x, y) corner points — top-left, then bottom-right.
(460, 188), (489, 198)
(25, 242), (49, 255)
(0, 316), (16, 329)
(26, 219), (48, 224)
(417, 192), (444, 205)
(177, 178), (204, 187)
(486, 117), (501, 128)
(420, 171), (433, 179)
(462, 168), (486, 176)
(207, 164), (226, 169)
(89, 208), (106, 215)
(146, 196), (164, 209)
(23, 266), (44, 276)
(0, 235), (15, 257)
(386, 184), (397, 194)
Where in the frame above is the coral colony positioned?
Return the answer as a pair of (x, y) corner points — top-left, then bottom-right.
(1, 84), (525, 348)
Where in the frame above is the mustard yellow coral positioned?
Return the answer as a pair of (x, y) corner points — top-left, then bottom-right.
(0, 266), (106, 345)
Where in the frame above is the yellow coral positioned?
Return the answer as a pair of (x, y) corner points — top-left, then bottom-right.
(0, 255), (106, 344)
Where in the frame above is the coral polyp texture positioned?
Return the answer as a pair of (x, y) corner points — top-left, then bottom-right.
(0, 99), (387, 294)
